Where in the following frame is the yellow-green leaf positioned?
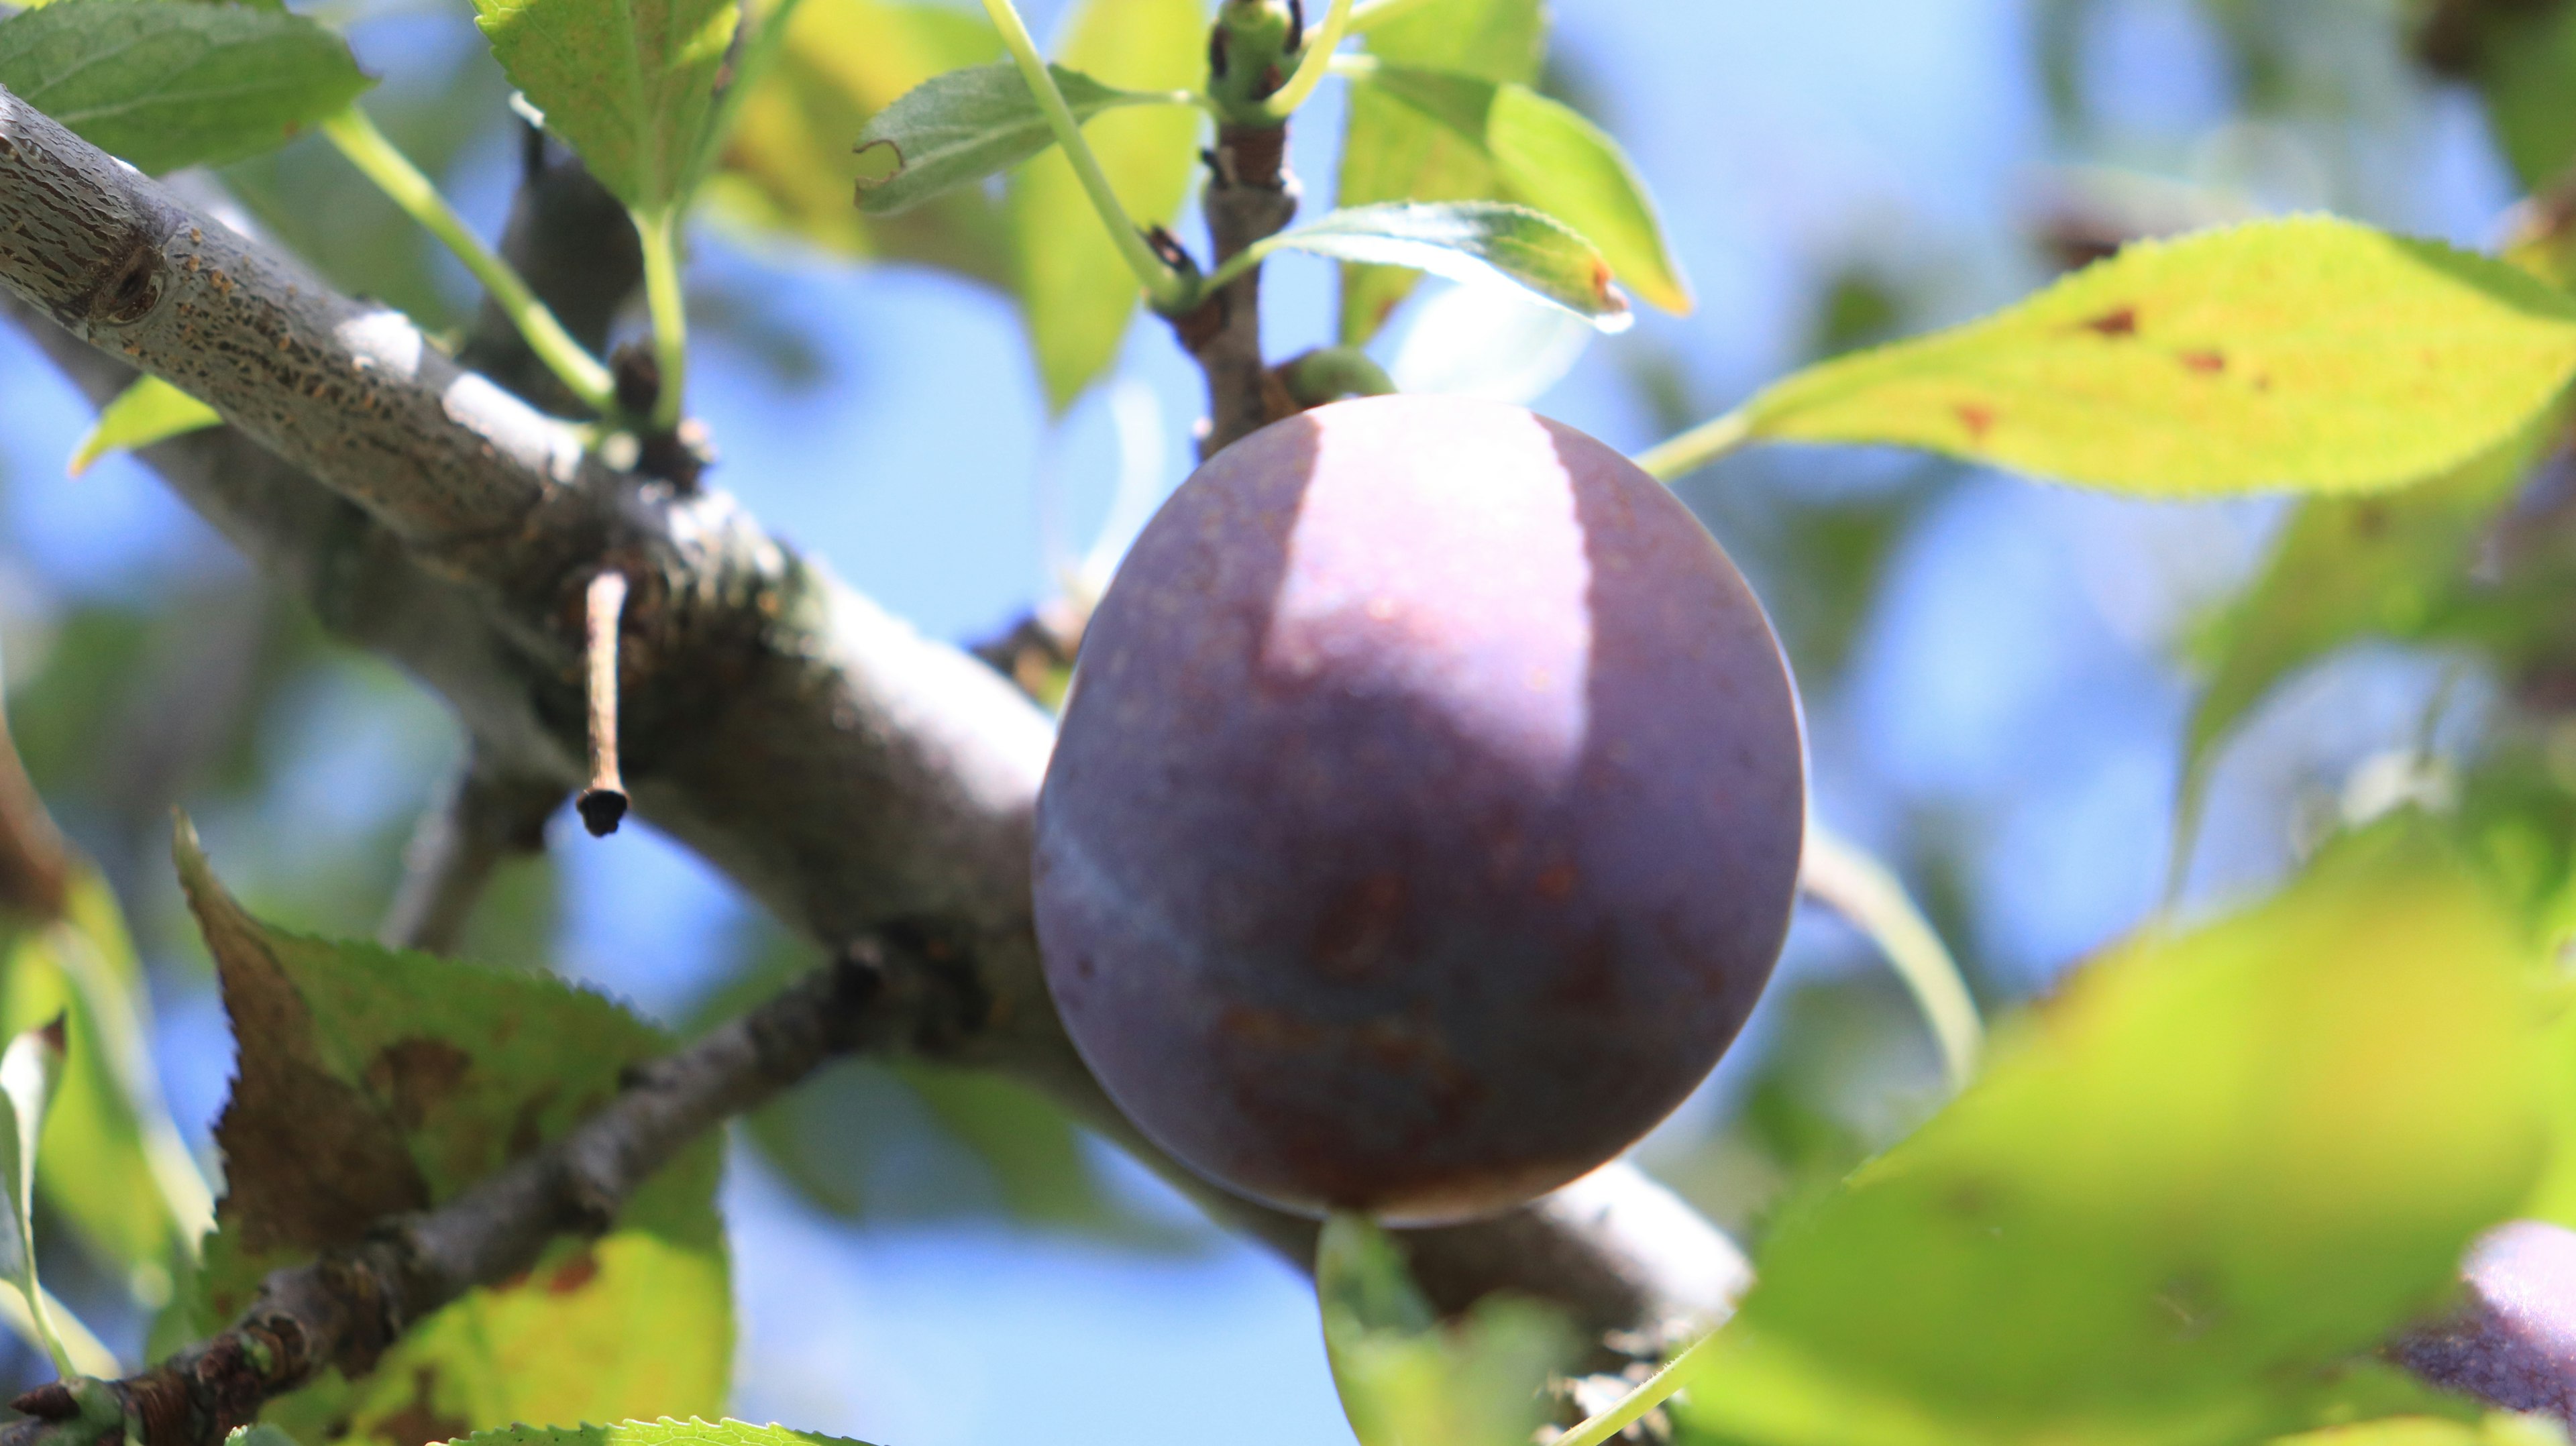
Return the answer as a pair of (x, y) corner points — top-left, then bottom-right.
(173, 820), (729, 1445)
(702, 0), (1011, 284)
(1737, 217), (2576, 497)
(472, 0), (739, 213)
(1336, 0), (1544, 344)
(1260, 201), (1631, 328)
(69, 376), (220, 478)
(462, 1421), (880, 1446)
(1678, 822), (2553, 1445)
(1352, 62), (1690, 314)
(1006, 0), (1203, 410)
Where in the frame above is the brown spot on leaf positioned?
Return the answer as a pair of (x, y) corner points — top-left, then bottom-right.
(1955, 403), (1997, 441)
(184, 832), (429, 1257)
(370, 1369), (466, 1446)
(2082, 306), (2139, 337)
(2180, 349), (2226, 374)
(366, 1038), (472, 1132)
(545, 1247), (602, 1295)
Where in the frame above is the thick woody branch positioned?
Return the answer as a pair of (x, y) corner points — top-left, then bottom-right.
(5, 946), (898, 1446)
(0, 78), (1747, 1362)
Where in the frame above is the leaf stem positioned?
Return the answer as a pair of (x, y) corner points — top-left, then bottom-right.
(0, 1280), (115, 1379)
(1799, 824), (1984, 1093)
(318, 107), (616, 415)
(1634, 408), (1753, 482)
(635, 209), (690, 430)
(978, 0), (1195, 313)
(1556, 1328), (1725, 1446)
(1255, 0), (1353, 120)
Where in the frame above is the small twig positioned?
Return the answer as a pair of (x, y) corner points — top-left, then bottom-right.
(379, 755), (567, 954)
(578, 570), (631, 838)
(0, 942), (898, 1446)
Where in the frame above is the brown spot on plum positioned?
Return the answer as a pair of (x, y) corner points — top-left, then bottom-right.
(2081, 306), (2139, 337)
(1311, 873), (1409, 980)
(1534, 862), (1578, 901)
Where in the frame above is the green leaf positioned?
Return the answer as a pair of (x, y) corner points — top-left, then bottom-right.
(472, 0), (739, 213)
(1677, 821), (2553, 1445)
(1006, 0), (1203, 410)
(2173, 413), (2555, 873)
(1316, 1215), (1576, 1446)
(702, 0), (1012, 282)
(1350, 62), (1690, 315)
(0, 1015), (71, 1375)
(68, 376), (221, 478)
(854, 61), (1183, 216)
(1262, 201), (1632, 329)
(458, 1421), (881, 1446)
(1735, 217), (2576, 497)
(1336, 0), (1544, 343)
(0, 0), (371, 174)
(172, 820), (729, 1445)
(0, 868), (209, 1312)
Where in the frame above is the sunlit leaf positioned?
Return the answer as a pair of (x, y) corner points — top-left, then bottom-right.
(1337, 0), (1544, 343)
(68, 376), (221, 478)
(1351, 62), (1690, 314)
(1006, 0), (1203, 410)
(0, 1016), (69, 1374)
(1317, 1215), (1576, 1446)
(1263, 201), (1631, 329)
(1735, 217), (2576, 496)
(174, 820), (729, 1445)
(0, 0), (370, 174)
(472, 0), (739, 213)
(704, 0), (1012, 282)
(1677, 822), (2553, 1445)
(854, 61), (1184, 216)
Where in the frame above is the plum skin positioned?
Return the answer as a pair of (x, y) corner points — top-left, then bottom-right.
(1033, 394), (1806, 1225)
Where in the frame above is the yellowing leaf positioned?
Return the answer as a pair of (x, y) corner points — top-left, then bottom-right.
(1336, 0), (1544, 344)
(172, 820), (729, 1445)
(70, 376), (220, 478)
(1679, 822), (2553, 1445)
(1740, 217), (2576, 496)
(1006, 0), (1203, 410)
(704, 0), (1011, 282)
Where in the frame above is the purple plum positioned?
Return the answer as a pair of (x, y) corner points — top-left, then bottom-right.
(1033, 394), (1806, 1223)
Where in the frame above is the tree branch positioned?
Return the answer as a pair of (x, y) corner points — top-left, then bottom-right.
(1171, 117), (1300, 457)
(5, 944), (900, 1446)
(0, 77), (1750, 1367)
(378, 750), (566, 955)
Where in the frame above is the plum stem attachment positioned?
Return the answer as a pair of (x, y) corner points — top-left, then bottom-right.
(1799, 824), (1983, 1093)
(318, 106), (616, 416)
(1634, 408), (1753, 484)
(1252, 0), (1352, 121)
(578, 571), (631, 838)
(979, 0), (1197, 313)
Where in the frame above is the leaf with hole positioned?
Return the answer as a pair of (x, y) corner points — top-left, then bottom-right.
(1261, 201), (1631, 330)
(1731, 217), (2576, 496)
(0, 0), (371, 174)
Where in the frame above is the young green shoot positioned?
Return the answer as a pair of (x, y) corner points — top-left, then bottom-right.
(978, 0), (1197, 313)
(1801, 824), (1984, 1093)
(1254, 0), (1354, 121)
(636, 209), (690, 431)
(1635, 408), (1754, 482)
(319, 107), (617, 415)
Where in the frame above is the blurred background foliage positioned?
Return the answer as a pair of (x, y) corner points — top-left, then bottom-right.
(3, 0), (2576, 1442)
